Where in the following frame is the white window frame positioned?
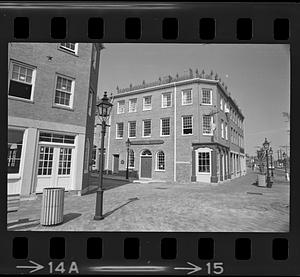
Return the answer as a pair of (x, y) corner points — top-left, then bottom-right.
(54, 74), (75, 109)
(182, 89), (193, 105)
(220, 98), (223, 111)
(9, 60), (37, 102)
(225, 123), (228, 140)
(201, 88), (212, 105)
(161, 92), (172, 108)
(59, 43), (78, 55)
(128, 121), (137, 138)
(202, 115), (213, 136)
(142, 119), (152, 137)
(116, 122), (124, 139)
(182, 115), (193, 135)
(128, 149), (135, 168)
(128, 98), (137, 113)
(117, 100), (125, 114)
(197, 150), (211, 174)
(160, 118), (170, 137)
(156, 151), (166, 171)
(143, 96), (152, 111)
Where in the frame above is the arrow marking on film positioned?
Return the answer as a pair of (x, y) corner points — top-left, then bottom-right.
(89, 265), (167, 272)
(174, 262), (202, 275)
(16, 260), (44, 273)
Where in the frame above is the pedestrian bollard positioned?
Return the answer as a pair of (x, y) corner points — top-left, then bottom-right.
(257, 173), (267, 187)
(40, 188), (65, 226)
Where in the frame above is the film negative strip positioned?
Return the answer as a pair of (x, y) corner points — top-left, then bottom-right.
(0, 1), (299, 275)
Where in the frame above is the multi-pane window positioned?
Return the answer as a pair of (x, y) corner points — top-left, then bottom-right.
(55, 76), (73, 107)
(182, 89), (192, 105)
(128, 121), (137, 138)
(225, 123), (228, 140)
(116, 122), (124, 138)
(221, 120), (224, 138)
(117, 100), (125, 114)
(143, 96), (152, 110)
(37, 146), (54, 176)
(156, 151), (165, 170)
(162, 92), (172, 108)
(161, 118), (170, 136)
(9, 61), (35, 100)
(198, 152), (210, 173)
(202, 115), (212, 135)
(58, 148), (72, 175)
(182, 116), (193, 135)
(143, 119), (151, 137)
(202, 88), (212, 105)
(220, 98), (223, 110)
(129, 98), (137, 112)
(60, 43), (78, 54)
(39, 132), (75, 144)
(129, 149), (135, 168)
(8, 129), (24, 174)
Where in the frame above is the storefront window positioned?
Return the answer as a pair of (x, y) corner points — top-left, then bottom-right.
(8, 129), (24, 174)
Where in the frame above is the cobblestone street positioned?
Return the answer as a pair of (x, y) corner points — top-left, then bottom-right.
(7, 170), (289, 232)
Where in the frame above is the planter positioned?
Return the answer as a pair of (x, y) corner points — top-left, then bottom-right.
(40, 188), (65, 226)
(257, 174), (266, 187)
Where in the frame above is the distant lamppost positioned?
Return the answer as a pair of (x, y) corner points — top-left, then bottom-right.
(269, 147), (274, 177)
(94, 91), (113, 220)
(263, 138), (271, 188)
(125, 138), (131, 180)
(282, 152), (290, 181)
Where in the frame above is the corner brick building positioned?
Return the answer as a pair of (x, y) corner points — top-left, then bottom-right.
(8, 43), (102, 203)
(103, 70), (246, 183)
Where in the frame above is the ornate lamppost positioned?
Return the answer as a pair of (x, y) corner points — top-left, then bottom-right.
(125, 138), (131, 180)
(94, 92), (113, 220)
(269, 147), (274, 177)
(263, 138), (271, 188)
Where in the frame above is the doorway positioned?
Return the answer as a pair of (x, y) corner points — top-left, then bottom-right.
(113, 154), (119, 174)
(140, 150), (152, 178)
(35, 145), (74, 193)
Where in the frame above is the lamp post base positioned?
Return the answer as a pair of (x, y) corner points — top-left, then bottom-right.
(94, 189), (104, 220)
(93, 215), (105, 220)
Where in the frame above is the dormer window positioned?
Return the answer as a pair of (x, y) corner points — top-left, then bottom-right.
(59, 43), (78, 55)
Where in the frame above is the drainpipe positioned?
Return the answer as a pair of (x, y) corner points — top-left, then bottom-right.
(173, 83), (177, 182)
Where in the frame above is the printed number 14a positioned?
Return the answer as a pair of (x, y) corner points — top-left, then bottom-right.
(206, 262), (224, 275)
(48, 262), (79, 274)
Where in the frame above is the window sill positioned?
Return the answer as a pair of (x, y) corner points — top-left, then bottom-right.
(160, 135), (170, 137)
(8, 95), (34, 103)
(161, 106), (172, 109)
(52, 105), (74, 111)
(201, 103), (212, 106)
(155, 169), (165, 172)
(143, 108), (152, 111)
(8, 174), (21, 180)
(116, 137), (123, 140)
(117, 112), (125, 115)
(142, 135), (151, 138)
(128, 137), (136, 139)
(203, 133), (213, 136)
(182, 103), (193, 106)
(182, 133), (193, 136)
(128, 111), (137, 113)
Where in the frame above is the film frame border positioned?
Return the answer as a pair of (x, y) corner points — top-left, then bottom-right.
(0, 1), (299, 275)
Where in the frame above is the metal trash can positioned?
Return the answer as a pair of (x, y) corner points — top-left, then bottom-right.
(40, 188), (65, 226)
(257, 174), (266, 187)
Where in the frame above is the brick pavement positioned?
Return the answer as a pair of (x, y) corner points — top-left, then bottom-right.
(7, 170), (289, 232)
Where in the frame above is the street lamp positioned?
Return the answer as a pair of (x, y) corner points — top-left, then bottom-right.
(125, 138), (131, 180)
(263, 138), (271, 187)
(282, 152), (290, 181)
(269, 147), (274, 177)
(94, 91), (113, 220)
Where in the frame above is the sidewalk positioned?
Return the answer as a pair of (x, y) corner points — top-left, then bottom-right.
(7, 171), (289, 232)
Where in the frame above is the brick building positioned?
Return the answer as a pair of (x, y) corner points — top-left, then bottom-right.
(8, 42), (102, 201)
(103, 70), (246, 183)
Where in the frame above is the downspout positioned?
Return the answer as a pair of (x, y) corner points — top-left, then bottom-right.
(173, 83), (177, 182)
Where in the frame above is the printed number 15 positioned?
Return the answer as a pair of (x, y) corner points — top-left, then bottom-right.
(206, 262), (224, 275)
